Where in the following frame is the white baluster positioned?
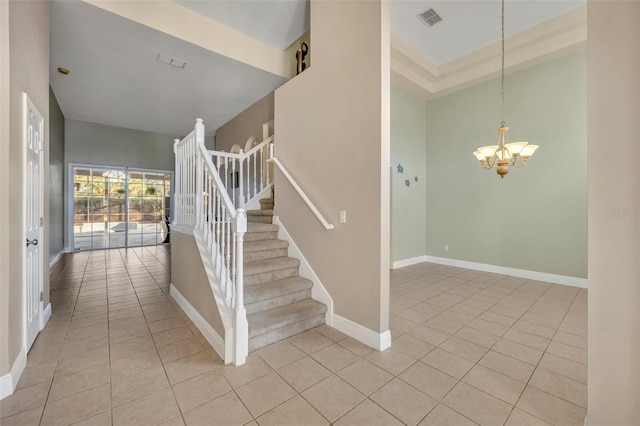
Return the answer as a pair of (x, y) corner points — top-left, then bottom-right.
(231, 157), (236, 208)
(252, 151), (257, 199)
(259, 146), (264, 191)
(195, 152), (202, 230)
(238, 151), (245, 209)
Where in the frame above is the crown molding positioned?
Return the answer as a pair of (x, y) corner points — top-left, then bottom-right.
(391, 5), (587, 99)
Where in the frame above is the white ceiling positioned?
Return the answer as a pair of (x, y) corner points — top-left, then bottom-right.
(391, 0), (585, 65)
(50, 1), (287, 136)
(174, 0), (310, 50)
(49, 0), (585, 138)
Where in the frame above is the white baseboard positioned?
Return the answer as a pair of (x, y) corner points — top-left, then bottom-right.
(42, 303), (51, 330)
(423, 256), (588, 288)
(333, 314), (391, 351)
(276, 220), (334, 325)
(169, 284), (227, 363)
(49, 250), (65, 269)
(0, 347), (27, 400)
(392, 255), (428, 269)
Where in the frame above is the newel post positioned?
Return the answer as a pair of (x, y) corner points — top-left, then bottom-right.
(233, 209), (248, 366)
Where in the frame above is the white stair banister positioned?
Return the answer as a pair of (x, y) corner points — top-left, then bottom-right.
(173, 119), (248, 366)
(208, 135), (275, 209)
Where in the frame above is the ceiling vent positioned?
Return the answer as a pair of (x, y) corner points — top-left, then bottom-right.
(418, 8), (442, 27)
(156, 53), (187, 69)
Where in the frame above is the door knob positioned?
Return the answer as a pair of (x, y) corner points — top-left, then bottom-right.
(26, 238), (38, 247)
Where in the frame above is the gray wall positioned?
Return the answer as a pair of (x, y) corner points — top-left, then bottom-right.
(171, 231), (224, 339)
(588, 2), (640, 422)
(214, 92), (273, 152)
(65, 119), (177, 171)
(391, 86), (427, 262)
(1, 0), (50, 377)
(424, 50), (587, 278)
(64, 120), (178, 250)
(49, 87), (65, 264)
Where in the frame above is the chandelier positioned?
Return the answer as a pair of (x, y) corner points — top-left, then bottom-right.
(473, 0), (539, 178)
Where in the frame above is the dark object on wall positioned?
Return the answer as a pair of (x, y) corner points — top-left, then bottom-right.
(296, 42), (308, 75)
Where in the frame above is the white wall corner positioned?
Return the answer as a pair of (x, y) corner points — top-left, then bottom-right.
(276, 219), (334, 324)
(41, 303), (52, 330)
(332, 314), (391, 351)
(169, 284), (228, 363)
(392, 255), (428, 270)
(244, 184), (273, 211)
(424, 256), (588, 288)
(0, 347), (27, 400)
(49, 250), (65, 270)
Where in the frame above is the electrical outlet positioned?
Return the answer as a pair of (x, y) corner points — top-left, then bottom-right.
(444, 244), (449, 252)
(339, 211), (347, 223)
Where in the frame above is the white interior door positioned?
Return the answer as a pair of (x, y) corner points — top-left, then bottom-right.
(24, 93), (44, 351)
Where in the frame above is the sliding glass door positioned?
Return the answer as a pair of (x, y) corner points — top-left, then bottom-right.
(71, 165), (172, 251)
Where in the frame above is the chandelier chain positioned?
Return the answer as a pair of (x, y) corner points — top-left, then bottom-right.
(501, 0), (505, 127)
(500, 0), (505, 127)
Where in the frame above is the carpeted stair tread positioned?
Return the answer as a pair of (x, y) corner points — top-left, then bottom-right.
(245, 277), (313, 305)
(244, 257), (299, 276)
(247, 209), (274, 216)
(248, 299), (327, 338)
(244, 239), (288, 254)
(247, 222), (279, 233)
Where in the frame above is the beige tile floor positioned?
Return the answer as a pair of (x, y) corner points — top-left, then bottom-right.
(0, 247), (588, 426)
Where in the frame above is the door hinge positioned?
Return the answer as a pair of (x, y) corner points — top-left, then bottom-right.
(39, 291), (43, 302)
(40, 217), (43, 227)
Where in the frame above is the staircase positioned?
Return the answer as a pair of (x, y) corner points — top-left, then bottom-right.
(173, 120), (328, 363)
(244, 195), (327, 351)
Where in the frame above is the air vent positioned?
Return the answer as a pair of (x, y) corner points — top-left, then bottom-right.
(156, 53), (187, 69)
(418, 8), (442, 27)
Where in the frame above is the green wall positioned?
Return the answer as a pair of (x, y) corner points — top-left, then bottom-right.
(424, 50), (587, 278)
(49, 87), (65, 263)
(391, 86), (427, 262)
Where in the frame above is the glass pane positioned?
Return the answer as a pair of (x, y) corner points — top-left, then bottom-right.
(73, 166), (171, 250)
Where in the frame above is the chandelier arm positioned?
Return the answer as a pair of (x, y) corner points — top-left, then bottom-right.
(514, 156), (527, 167)
(487, 156), (498, 169)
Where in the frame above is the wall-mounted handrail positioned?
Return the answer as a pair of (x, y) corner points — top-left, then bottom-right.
(268, 144), (334, 231)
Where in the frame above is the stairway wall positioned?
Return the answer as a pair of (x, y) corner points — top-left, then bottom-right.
(274, 0), (391, 338)
(214, 91), (273, 152)
(170, 231), (225, 341)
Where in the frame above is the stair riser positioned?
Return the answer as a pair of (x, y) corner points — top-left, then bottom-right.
(247, 215), (273, 224)
(249, 314), (325, 352)
(244, 231), (278, 242)
(244, 248), (288, 262)
(245, 267), (298, 286)
(245, 289), (311, 315)
(260, 203), (274, 210)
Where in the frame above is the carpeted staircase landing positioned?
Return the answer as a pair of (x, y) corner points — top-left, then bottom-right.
(244, 195), (327, 352)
